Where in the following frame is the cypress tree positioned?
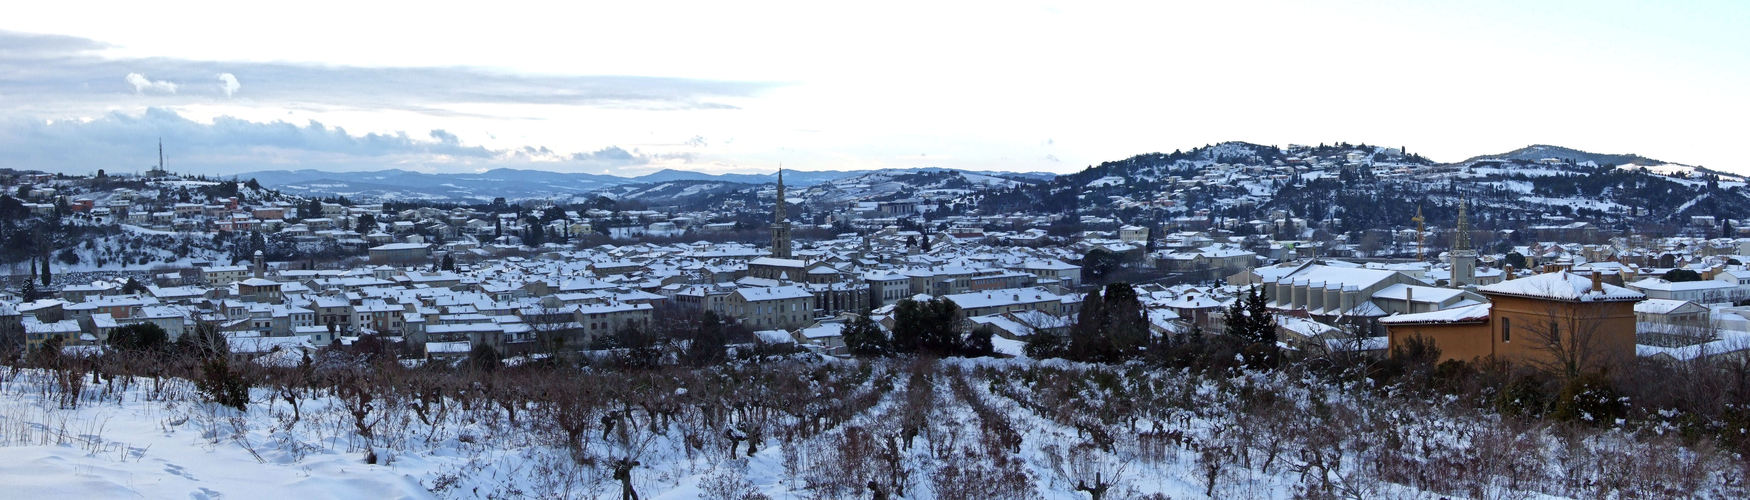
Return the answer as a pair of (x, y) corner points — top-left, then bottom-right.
(1100, 282), (1150, 357)
(1068, 287), (1109, 361)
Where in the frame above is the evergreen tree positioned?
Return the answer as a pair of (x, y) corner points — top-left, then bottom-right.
(1223, 286), (1278, 368)
(1099, 282), (1151, 355)
(892, 299), (925, 354)
(525, 218), (546, 247)
(1024, 326), (1067, 359)
(684, 311), (727, 366)
(468, 343), (503, 372)
(440, 254), (455, 271)
(1065, 282), (1150, 362)
(892, 297), (964, 356)
(841, 311), (890, 357)
(355, 213), (376, 235)
(1081, 247), (1124, 285)
(962, 324), (995, 357)
(20, 279), (38, 302)
(1067, 287), (1110, 360)
(1224, 290), (1250, 340)
(108, 323), (169, 351)
(1245, 286), (1276, 346)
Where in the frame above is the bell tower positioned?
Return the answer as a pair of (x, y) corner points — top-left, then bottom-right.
(1451, 199), (1477, 287)
(770, 168), (792, 259)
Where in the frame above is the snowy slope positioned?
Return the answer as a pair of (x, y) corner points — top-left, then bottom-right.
(0, 357), (1737, 499)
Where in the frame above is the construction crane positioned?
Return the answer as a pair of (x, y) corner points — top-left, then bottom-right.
(1412, 205), (1426, 261)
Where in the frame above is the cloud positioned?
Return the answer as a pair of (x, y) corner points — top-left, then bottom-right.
(0, 30), (777, 114)
(125, 73), (177, 94)
(0, 107), (721, 176)
(429, 129), (461, 146)
(0, 30), (110, 58)
(0, 30), (771, 175)
(571, 146), (639, 163)
(217, 73), (240, 97)
(0, 108), (500, 174)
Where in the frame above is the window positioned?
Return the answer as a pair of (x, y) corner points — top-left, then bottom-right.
(1502, 317), (1511, 342)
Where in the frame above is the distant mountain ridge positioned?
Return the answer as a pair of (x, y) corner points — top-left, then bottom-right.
(1461, 144), (1667, 168)
(235, 143), (1740, 226)
(240, 166), (1058, 202)
(965, 140), (1750, 230)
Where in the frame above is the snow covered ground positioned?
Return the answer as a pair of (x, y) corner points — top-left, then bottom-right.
(0, 372), (427, 499)
(0, 357), (1739, 499)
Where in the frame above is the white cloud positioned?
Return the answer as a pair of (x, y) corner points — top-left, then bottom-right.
(124, 72), (176, 94)
(217, 72), (239, 97)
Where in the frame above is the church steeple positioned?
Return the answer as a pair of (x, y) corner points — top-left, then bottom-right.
(775, 168), (786, 222)
(1451, 198), (1477, 287)
(1454, 198), (1471, 251)
(770, 167), (792, 259)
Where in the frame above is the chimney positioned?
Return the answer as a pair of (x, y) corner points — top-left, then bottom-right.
(1591, 271), (1603, 293)
(253, 250), (265, 279)
(1405, 287), (1414, 314)
(1504, 264), (1514, 280)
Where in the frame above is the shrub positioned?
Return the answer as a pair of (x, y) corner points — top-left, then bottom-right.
(196, 357), (251, 412)
(1552, 372), (1626, 426)
(1496, 373), (1550, 419)
(468, 343), (503, 372)
(107, 323), (169, 352)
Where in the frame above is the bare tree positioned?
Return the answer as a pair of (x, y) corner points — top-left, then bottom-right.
(605, 403), (661, 500)
(1044, 440), (1129, 500)
(537, 373), (601, 463)
(1523, 304), (1615, 383)
(1357, 231), (1384, 258)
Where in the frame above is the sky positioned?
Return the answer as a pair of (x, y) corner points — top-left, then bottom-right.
(1, 0), (1746, 177)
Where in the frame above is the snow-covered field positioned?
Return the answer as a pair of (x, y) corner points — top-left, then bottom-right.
(0, 357), (1740, 499)
(0, 370), (428, 498)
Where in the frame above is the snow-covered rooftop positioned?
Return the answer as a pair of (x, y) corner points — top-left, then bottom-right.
(1477, 271), (1644, 302)
(1379, 302), (1493, 325)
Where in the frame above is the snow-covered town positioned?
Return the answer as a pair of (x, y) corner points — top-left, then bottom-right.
(6, 3), (1750, 498)
(7, 146), (1750, 369)
(0, 152), (1747, 498)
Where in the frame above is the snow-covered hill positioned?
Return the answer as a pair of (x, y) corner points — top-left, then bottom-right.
(242, 167), (1053, 203)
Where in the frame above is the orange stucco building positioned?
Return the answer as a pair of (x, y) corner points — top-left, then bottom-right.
(1383, 271), (1643, 372)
